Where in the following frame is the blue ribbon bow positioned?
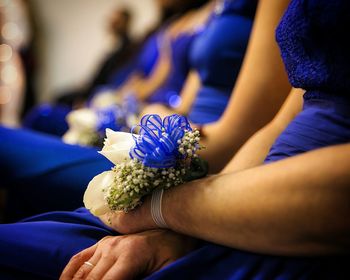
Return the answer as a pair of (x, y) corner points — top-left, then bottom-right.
(130, 114), (192, 168)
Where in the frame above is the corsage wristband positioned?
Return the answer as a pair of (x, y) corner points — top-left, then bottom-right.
(151, 188), (168, 228)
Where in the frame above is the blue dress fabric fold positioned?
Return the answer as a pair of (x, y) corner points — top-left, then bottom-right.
(22, 104), (71, 137)
(1, 0), (350, 279)
(188, 0), (256, 124)
(0, 126), (113, 220)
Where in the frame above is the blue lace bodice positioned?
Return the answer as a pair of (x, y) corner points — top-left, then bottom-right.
(276, 0), (350, 95)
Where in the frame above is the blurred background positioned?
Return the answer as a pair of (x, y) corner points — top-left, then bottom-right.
(0, 0), (159, 125)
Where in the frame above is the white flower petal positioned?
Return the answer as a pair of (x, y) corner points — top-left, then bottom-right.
(105, 129), (133, 145)
(90, 90), (122, 109)
(66, 108), (98, 131)
(83, 171), (114, 216)
(62, 129), (81, 145)
(98, 150), (130, 165)
(99, 130), (136, 165)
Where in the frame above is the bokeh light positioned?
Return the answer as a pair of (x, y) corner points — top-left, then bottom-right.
(0, 0), (10, 8)
(1, 63), (18, 84)
(2, 22), (21, 41)
(0, 44), (13, 62)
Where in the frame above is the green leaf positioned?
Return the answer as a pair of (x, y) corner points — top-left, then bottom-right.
(184, 157), (209, 181)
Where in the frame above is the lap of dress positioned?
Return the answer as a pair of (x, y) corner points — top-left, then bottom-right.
(0, 126), (112, 221)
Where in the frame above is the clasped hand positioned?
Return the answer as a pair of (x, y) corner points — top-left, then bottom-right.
(60, 201), (195, 280)
(60, 229), (196, 280)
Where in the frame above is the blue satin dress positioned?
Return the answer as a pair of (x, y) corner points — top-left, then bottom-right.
(1, 0), (350, 279)
(188, 0), (256, 124)
(22, 33), (161, 137)
(0, 126), (113, 221)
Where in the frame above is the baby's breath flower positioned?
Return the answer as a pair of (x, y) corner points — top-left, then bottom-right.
(105, 158), (189, 212)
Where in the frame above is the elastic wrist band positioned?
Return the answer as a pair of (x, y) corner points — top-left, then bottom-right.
(151, 188), (168, 228)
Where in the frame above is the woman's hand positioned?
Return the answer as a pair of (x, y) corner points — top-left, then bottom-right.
(60, 229), (197, 280)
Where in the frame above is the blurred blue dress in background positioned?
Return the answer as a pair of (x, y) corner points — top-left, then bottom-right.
(22, 33), (160, 137)
(187, 0), (256, 124)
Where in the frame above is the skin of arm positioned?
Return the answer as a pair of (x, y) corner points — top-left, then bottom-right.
(109, 142), (350, 256)
(141, 70), (201, 118)
(199, 0), (292, 173)
(222, 87), (304, 173)
(140, 3), (213, 117)
(174, 70), (202, 116)
(133, 37), (172, 101)
(114, 23), (174, 101)
(132, 4), (213, 103)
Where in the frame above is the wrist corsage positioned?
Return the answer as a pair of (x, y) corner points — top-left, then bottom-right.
(84, 114), (208, 216)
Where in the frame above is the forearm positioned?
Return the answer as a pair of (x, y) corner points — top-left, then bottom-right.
(175, 71), (201, 116)
(222, 88), (304, 173)
(135, 53), (171, 101)
(140, 103), (176, 119)
(118, 74), (143, 98)
(198, 0), (292, 173)
(220, 122), (283, 173)
(160, 143), (350, 256)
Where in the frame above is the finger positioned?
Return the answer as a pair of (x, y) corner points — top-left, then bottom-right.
(72, 260), (96, 280)
(72, 250), (103, 280)
(86, 254), (117, 280)
(60, 243), (98, 280)
(102, 254), (145, 280)
(98, 236), (113, 244)
(73, 236), (115, 279)
(85, 236), (117, 279)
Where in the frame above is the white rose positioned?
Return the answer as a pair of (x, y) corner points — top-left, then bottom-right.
(99, 129), (136, 165)
(62, 129), (81, 145)
(83, 171), (114, 216)
(66, 108), (98, 131)
(62, 108), (99, 145)
(126, 114), (139, 128)
(90, 90), (122, 109)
